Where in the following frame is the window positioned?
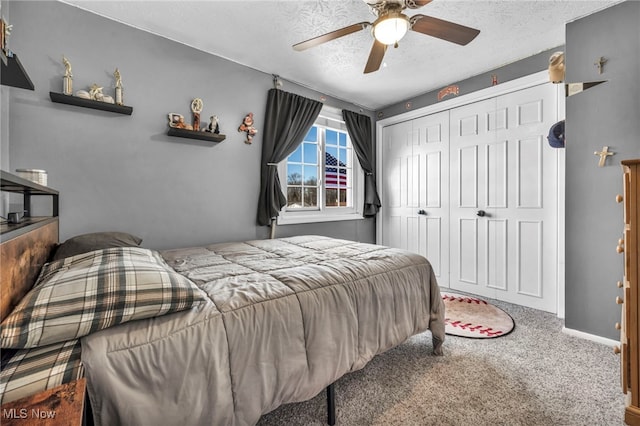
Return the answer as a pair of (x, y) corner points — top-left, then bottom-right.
(277, 107), (363, 225)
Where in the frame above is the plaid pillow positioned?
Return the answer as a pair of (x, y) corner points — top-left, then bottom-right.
(1, 247), (204, 349)
(0, 339), (83, 404)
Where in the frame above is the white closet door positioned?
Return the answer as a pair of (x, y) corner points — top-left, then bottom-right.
(450, 83), (558, 312)
(497, 84), (558, 312)
(449, 97), (496, 299)
(410, 111), (450, 286)
(381, 111), (450, 286)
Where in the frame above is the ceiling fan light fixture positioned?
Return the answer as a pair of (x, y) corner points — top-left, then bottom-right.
(373, 12), (410, 45)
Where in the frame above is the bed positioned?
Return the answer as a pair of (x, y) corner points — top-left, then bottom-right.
(1, 230), (445, 426)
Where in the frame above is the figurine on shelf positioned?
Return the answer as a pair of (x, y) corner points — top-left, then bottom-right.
(204, 115), (220, 134)
(191, 98), (203, 131)
(89, 83), (104, 101)
(75, 90), (90, 99)
(169, 113), (185, 128)
(114, 68), (124, 105)
(238, 112), (257, 144)
(1, 18), (12, 58)
(62, 55), (73, 95)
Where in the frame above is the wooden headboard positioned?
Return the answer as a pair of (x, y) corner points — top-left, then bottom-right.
(0, 220), (59, 321)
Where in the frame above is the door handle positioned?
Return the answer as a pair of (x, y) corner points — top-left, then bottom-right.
(476, 210), (486, 217)
(418, 209), (427, 215)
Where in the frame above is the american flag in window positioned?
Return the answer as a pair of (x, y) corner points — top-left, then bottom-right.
(325, 152), (347, 187)
(325, 129), (351, 207)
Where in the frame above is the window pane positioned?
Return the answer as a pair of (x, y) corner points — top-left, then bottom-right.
(326, 129), (338, 146)
(289, 145), (302, 163)
(339, 188), (347, 206)
(325, 188), (338, 207)
(305, 126), (317, 142)
(338, 167), (347, 187)
(287, 164), (302, 184)
(303, 142), (317, 164)
(325, 165), (338, 187)
(339, 148), (347, 163)
(287, 187), (302, 208)
(304, 187), (317, 207)
(303, 165), (318, 185)
(326, 146), (338, 162)
(339, 133), (347, 147)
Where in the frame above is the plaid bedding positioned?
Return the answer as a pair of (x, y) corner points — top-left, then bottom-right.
(1, 247), (205, 349)
(0, 339), (83, 404)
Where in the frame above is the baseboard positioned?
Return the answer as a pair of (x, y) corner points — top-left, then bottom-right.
(562, 327), (619, 347)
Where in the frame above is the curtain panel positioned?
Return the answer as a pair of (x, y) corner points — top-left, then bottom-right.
(257, 89), (323, 226)
(342, 109), (381, 217)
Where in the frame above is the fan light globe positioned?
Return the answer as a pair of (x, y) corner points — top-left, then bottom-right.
(373, 13), (410, 45)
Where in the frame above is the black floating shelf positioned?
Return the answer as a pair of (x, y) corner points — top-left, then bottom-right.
(49, 92), (133, 115)
(167, 127), (226, 143)
(1, 54), (34, 90)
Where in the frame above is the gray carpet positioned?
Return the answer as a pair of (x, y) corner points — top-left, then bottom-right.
(257, 295), (625, 426)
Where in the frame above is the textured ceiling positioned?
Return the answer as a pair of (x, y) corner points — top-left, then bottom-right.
(60, 0), (621, 110)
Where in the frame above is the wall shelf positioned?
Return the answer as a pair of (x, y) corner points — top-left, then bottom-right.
(167, 127), (226, 143)
(1, 54), (34, 90)
(1, 170), (59, 242)
(49, 92), (133, 115)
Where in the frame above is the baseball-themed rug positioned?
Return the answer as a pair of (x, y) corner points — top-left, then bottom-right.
(442, 293), (515, 338)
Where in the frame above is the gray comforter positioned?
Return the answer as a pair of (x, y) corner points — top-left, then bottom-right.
(81, 236), (444, 426)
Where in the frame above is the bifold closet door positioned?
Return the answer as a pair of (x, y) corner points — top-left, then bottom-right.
(449, 84), (558, 312)
(381, 111), (450, 287)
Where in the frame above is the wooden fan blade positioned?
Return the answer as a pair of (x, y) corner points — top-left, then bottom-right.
(405, 0), (433, 9)
(410, 14), (480, 45)
(364, 40), (387, 74)
(293, 22), (370, 51)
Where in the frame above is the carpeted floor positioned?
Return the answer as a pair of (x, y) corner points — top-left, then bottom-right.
(257, 294), (625, 426)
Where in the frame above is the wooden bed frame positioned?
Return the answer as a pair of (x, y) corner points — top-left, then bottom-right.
(0, 220), (58, 322)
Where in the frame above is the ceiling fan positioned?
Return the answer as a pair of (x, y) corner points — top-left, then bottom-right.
(292, 0), (480, 74)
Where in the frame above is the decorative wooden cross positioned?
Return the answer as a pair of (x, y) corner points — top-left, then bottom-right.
(594, 57), (608, 74)
(594, 146), (615, 167)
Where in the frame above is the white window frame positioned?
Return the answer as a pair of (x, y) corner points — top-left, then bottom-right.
(277, 106), (364, 225)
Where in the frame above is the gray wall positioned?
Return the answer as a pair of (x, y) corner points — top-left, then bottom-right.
(565, 0), (640, 340)
(2, 1), (375, 249)
(376, 47), (562, 119)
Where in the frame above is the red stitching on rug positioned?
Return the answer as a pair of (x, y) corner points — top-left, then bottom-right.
(444, 319), (505, 336)
(442, 294), (487, 305)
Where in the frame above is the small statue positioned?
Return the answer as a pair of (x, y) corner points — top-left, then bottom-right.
(114, 68), (123, 105)
(89, 83), (104, 101)
(204, 115), (220, 134)
(62, 55), (73, 95)
(168, 113), (185, 128)
(2, 20), (13, 56)
(191, 98), (203, 131)
(238, 112), (257, 144)
(63, 55), (72, 78)
(75, 90), (90, 99)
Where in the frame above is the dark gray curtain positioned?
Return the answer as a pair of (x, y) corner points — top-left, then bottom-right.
(257, 88), (323, 226)
(342, 109), (381, 217)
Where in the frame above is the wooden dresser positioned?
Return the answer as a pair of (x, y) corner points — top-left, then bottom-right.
(618, 159), (640, 425)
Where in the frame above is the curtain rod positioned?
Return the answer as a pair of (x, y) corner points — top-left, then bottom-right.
(317, 113), (345, 125)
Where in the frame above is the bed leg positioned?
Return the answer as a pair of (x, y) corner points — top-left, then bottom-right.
(326, 383), (335, 425)
(84, 385), (94, 426)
